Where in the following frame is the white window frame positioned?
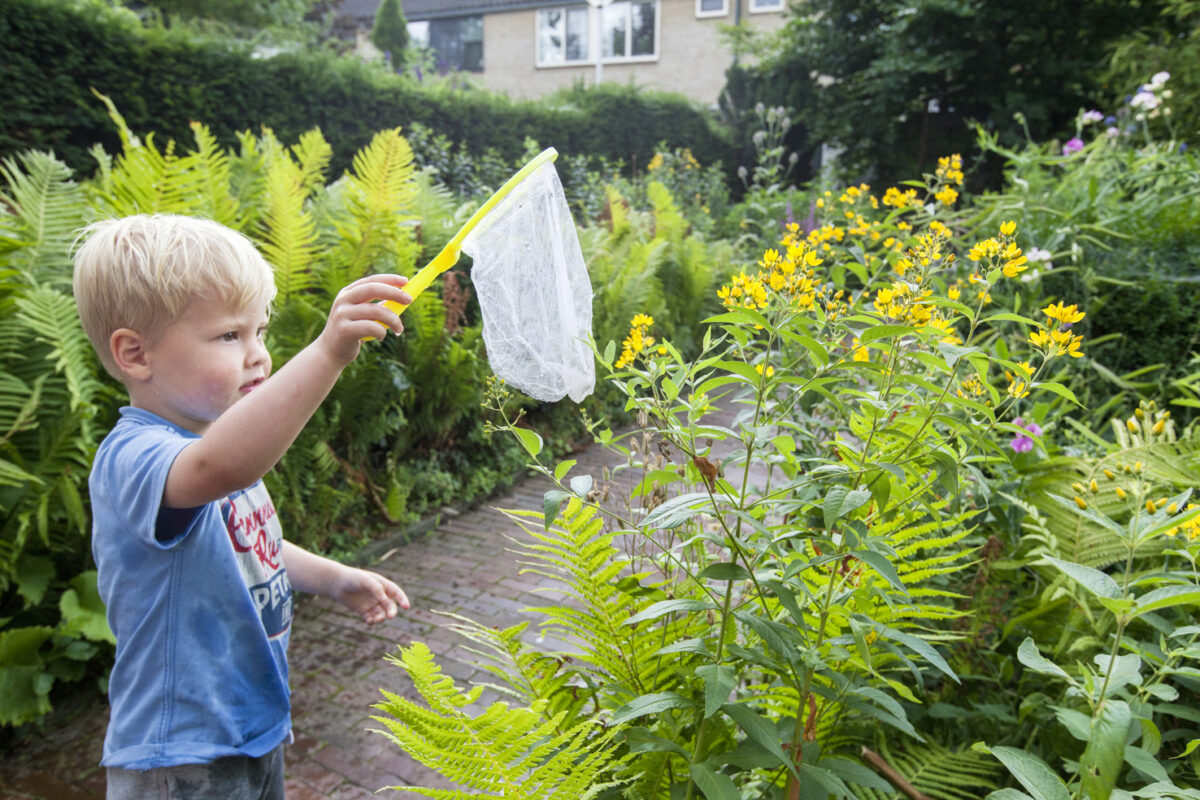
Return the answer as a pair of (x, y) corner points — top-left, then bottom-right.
(599, 1), (659, 63)
(536, 2), (660, 68)
(535, 6), (592, 67)
(748, 0), (784, 13)
(695, 0), (729, 19)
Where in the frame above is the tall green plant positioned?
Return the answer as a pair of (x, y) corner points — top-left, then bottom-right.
(374, 159), (1090, 797)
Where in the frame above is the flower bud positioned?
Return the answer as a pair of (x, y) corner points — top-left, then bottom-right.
(1136, 408), (1145, 420)
(1127, 418), (1139, 433)
(1152, 419), (1165, 435)
(1146, 499), (1157, 513)
(1089, 479), (1098, 493)
(1115, 487), (1127, 500)
(1168, 503), (1178, 514)
(1074, 496), (1087, 509)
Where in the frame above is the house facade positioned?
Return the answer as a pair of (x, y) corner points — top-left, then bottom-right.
(335, 0), (788, 106)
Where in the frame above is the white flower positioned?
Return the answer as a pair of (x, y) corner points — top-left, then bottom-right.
(1081, 110), (1104, 125)
(1151, 71), (1170, 88)
(1106, 126), (1120, 138)
(1027, 247), (1052, 266)
(1131, 91), (1160, 110)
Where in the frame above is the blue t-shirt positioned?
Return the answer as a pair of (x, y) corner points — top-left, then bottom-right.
(90, 407), (293, 769)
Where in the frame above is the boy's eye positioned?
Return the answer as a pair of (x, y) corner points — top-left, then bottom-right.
(220, 332), (238, 342)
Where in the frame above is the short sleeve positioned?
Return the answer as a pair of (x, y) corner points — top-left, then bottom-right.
(91, 418), (200, 549)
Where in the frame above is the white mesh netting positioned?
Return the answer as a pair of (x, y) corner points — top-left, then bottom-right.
(461, 161), (595, 403)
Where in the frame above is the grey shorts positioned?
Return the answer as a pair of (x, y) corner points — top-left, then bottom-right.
(105, 743), (285, 800)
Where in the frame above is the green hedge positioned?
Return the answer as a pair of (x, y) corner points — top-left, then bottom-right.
(0, 0), (733, 178)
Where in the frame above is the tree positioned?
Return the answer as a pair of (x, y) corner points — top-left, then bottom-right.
(372, 0), (409, 64)
(742, 0), (1168, 184)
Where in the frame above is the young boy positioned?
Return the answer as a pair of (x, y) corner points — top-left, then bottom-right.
(73, 214), (414, 799)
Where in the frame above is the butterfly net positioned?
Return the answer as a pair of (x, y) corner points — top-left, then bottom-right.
(460, 160), (595, 403)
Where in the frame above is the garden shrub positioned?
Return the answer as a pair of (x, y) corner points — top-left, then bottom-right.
(374, 149), (1200, 796)
(0, 0), (732, 181)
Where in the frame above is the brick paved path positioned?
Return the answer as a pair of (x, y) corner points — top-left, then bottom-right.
(0, 411), (720, 800)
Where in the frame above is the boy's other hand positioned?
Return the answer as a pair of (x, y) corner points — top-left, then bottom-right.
(318, 274), (411, 366)
(331, 567), (410, 625)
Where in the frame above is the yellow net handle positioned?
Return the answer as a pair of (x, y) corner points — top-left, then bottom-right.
(380, 147), (559, 316)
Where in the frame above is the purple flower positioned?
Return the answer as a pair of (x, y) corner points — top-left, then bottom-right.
(1010, 418), (1043, 453)
(1181, 143), (1189, 154)
(1062, 137), (1085, 156)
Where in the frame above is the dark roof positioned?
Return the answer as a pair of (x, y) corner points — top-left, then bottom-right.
(337, 0), (570, 23)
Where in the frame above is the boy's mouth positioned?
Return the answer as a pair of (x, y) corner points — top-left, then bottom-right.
(240, 377), (265, 394)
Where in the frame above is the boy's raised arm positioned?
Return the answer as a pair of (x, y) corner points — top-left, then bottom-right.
(163, 274), (410, 509)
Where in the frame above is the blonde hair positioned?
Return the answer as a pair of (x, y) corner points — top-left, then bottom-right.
(73, 214), (277, 377)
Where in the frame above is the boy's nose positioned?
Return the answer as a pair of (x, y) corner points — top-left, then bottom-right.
(246, 339), (270, 367)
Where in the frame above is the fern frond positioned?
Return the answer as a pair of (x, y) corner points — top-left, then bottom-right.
(504, 500), (708, 696)
(0, 150), (87, 288)
(373, 642), (623, 798)
(258, 138), (320, 303)
(187, 121), (240, 228)
(853, 739), (1001, 800)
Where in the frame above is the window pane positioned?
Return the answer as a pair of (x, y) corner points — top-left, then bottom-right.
(538, 9), (564, 64)
(565, 6), (588, 61)
(407, 20), (429, 48)
(750, 0), (782, 8)
(631, 2), (654, 56)
(602, 2), (628, 58)
(699, 0), (723, 11)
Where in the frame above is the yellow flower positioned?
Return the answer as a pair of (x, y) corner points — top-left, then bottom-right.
(1103, 469), (1115, 480)
(1042, 302), (1086, 325)
(935, 186), (959, 206)
(948, 284), (961, 301)
(1127, 418), (1139, 433)
(631, 313), (654, 328)
(1075, 496), (1088, 509)
(1152, 419), (1165, 435)
(754, 363), (776, 378)
(1146, 499), (1157, 514)
(1116, 486), (1127, 500)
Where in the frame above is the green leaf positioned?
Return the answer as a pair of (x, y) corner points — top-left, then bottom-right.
(624, 599), (716, 626)
(722, 702), (798, 778)
(1017, 638), (1073, 683)
(553, 459), (577, 481)
(1131, 585), (1200, 620)
(641, 492), (711, 529)
(513, 427), (542, 457)
(1032, 381), (1081, 406)
(823, 486), (871, 529)
(14, 556), (54, 608)
(848, 550), (907, 595)
(1042, 556), (1121, 600)
(698, 562), (751, 582)
(937, 342), (983, 367)
(974, 744), (1070, 800)
(881, 625), (958, 683)
(58, 572), (114, 644)
(696, 664), (736, 719)
(543, 489), (569, 530)
(1124, 744), (1169, 783)
(612, 691), (696, 724)
(689, 763), (740, 800)
(1080, 699), (1132, 800)
(981, 312), (1037, 326)
(861, 324), (913, 344)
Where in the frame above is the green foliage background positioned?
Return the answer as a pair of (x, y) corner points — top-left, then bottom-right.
(0, 0), (732, 183)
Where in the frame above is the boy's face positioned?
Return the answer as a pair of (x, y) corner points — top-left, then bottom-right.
(134, 294), (271, 434)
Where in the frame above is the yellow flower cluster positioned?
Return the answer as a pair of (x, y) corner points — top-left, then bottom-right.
(1005, 362), (1033, 398)
(934, 186), (959, 206)
(1166, 503), (1200, 540)
(882, 186), (919, 209)
(1029, 302), (1086, 359)
(873, 281), (934, 326)
(615, 313), (657, 368)
(968, 220), (1028, 279)
(717, 231), (823, 313)
(936, 154), (965, 186)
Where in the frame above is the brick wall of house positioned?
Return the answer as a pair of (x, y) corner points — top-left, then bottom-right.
(478, 0), (785, 105)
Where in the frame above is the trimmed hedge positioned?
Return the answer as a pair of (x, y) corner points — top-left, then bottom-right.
(0, 0), (733, 178)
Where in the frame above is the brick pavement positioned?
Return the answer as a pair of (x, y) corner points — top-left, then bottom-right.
(0, 403), (753, 800)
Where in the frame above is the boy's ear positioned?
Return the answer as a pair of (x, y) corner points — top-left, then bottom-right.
(110, 328), (151, 381)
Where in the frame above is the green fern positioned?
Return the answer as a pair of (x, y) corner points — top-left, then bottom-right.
(257, 128), (322, 303)
(852, 740), (1000, 800)
(372, 642), (624, 799)
(0, 151), (86, 288)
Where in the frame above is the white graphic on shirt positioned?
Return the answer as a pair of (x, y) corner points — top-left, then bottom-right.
(220, 484), (292, 639)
